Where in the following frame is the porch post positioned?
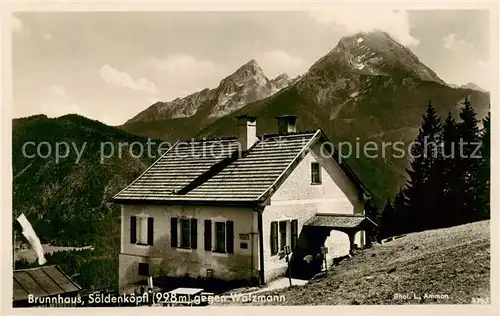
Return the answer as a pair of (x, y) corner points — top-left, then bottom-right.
(348, 232), (355, 255)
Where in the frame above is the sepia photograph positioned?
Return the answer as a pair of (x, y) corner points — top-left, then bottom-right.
(5, 3), (497, 311)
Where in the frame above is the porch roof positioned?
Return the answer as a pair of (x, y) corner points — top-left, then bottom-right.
(304, 213), (378, 230)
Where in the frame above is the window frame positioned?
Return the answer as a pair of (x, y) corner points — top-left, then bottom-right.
(279, 221), (287, 252)
(131, 214), (153, 247)
(270, 219), (298, 256)
(214, 221), (226, 253)
(311, 162), (322, 185)
(179, 218), (191, 249)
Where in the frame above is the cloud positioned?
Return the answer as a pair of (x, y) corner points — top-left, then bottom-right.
(42, 33), (52, 40)
(310, 8), (419, 46)
(145, 54), (224, 99)
(99, 64), (156, 94)
(12, 15), (24, 32)
(150, 54), (218, 75)
(255, 50), (308, 78)
(48, 85), (67, 97)
(442, 33), (474, 52)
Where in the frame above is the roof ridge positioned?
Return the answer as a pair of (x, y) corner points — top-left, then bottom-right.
(262, 130), (318, 139)
(179, 136), (238, 142)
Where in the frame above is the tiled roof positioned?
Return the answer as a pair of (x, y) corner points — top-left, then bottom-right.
(112, 131), (319, 204)
(183, 133), (316, 202)
(13, 265), (82, 301)
(112, 129), (369, 204)
(112, 138), (241, 201)
(304, 214), (378, 229)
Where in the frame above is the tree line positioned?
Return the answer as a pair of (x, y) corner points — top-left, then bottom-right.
(378, 97), (490, 239)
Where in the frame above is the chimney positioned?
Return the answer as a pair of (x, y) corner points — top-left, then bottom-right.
(235, 114), (258, 151)
(276, 115), (297, 134)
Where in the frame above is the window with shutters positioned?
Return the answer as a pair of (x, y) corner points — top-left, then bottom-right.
(130, 215), (154, 246)
(211, 220), (234, 254)
(311, 162), (322, 184)
(171, 217), (198, 250)
(271, 219), (298, 255)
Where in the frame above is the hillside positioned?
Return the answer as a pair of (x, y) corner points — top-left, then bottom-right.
(220, 220), (491, 305)
(121, 31), (490, 204)
(13, 114), (160, 251)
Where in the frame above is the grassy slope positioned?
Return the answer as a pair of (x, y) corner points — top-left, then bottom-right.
(224, 220), (490, 305)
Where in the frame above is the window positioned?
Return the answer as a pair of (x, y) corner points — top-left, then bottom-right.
(171, 217), (197, 249)
(180, 219), (191, 248)
(279, 221), (287, 251)
(215, 222), (226, 253)
(311, 162), (322, 184)
(130, 216), (154, 246)
(271, 219), (299, 255)
(205, 220), (234, 254)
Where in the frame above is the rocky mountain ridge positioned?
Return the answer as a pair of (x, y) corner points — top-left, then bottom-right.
(126, 59), (296, 123)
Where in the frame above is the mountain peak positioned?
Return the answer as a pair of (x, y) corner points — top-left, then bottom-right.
(229, 58), (265, 78)
(244, 58), (259, 67)
(222, 59), (268, 87)
(318, 30), (444, 84)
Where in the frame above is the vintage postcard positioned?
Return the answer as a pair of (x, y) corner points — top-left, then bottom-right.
(2, 1), (498, 315)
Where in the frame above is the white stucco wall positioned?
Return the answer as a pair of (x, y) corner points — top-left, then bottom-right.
(119, 204), (259, 293)
(262, 142), (365, 281)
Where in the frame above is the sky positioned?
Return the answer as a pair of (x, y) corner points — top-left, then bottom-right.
(12, 9), (492, 126)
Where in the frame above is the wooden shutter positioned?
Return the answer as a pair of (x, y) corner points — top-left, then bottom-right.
(190, 218), (198, 249)
(270, 221), (278, 255)
(170, 217), (178, 247)
(147, 217), (154, 246)
(291, 219), (298, 250)
(226, 221), (234, 254)
(130, 216), (137, 244)
(204, 220), (212, 251)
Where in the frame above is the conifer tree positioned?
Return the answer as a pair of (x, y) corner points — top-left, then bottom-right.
(404, 101), (442, 232)
(431, 112), (460, 227)
(456, 96), (481, 222)
(473, 111), (490, 220)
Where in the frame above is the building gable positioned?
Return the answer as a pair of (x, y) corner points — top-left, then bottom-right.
(268, 140), (365, 214)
